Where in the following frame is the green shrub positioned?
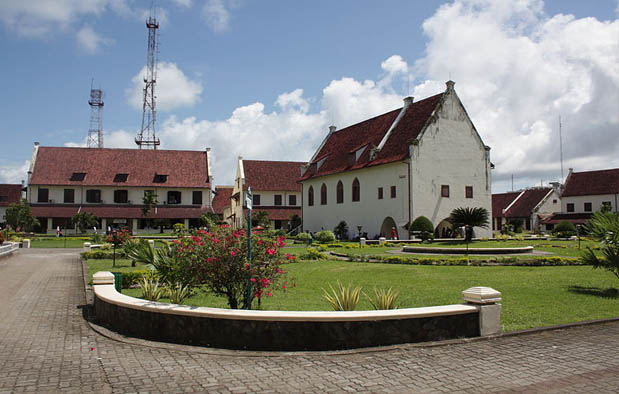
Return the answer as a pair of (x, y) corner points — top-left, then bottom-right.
(322, 281), (362, 311)
(81, 250), (126, 260)
(553, 221), (576, 238)
(333, 221), (349, 240)
(366, 287), (400, 310)
(296, 232), (312, 243)
(167, 282), (192, 304)
(139, 276), (165, 301)
(409, 216), (434, 242)
(298, 247), (329, 260)
(121, 270), (152, 288)
(315, 230), (336, 243)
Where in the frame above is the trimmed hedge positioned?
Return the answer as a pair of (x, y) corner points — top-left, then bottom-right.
(81, 250), (127, 260)
(345, 254), (583, 267)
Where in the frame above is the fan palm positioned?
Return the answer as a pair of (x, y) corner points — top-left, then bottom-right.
(581, 212), (619, 280)
(449, 207), (490, 248)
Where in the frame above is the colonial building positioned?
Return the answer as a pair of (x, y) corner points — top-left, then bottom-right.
(0, 184), (24, 227)
(211, 186), (233, 222)
(300, 81), (492, 239)
(27, 144), (213, 234)
(541, 168), (619, 228)
(492, 187), (561, 233)
(230, 158), (303, 230)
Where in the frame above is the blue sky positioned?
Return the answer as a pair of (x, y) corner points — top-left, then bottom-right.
(0, 0), (618, 192)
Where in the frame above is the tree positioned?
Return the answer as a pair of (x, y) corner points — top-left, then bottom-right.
(410, 216), (434, 242)
(152, 219), (170, 234)
(5, 199), (39, 232)
(288, 214), (302, 235)
(252, 210), (270, 228)
(71, 212), (98, 234)
(448, 207), (490, 250)
(142, 191), (159, 217)
(333, 220), (349, 240)
(200, 212), (220, 230)
(581, 211), (619, 280)
(553, 221), (576, 238)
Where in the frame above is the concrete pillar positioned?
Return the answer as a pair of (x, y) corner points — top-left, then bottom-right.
(462, 287), (502, 336)
(93, 271), (115, 286)
(83, 242), (92, 252)
(379, 237), (386, 245)
(101, 218), (107, 232)
(184, 218), (190, 230)
(22, 239), (30, 248)
(47, 219), (53, 234)
(132, 219), (138, 235)
(360, 238), (366, 246)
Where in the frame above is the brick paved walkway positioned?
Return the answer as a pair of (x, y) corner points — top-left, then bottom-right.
(0, 249), (618, 393)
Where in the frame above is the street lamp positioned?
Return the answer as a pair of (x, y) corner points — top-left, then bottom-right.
(357, 225), (363, 246)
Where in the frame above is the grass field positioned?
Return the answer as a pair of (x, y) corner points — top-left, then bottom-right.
(86, 252), (619, 332)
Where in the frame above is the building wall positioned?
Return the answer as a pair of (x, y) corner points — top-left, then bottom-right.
(302, 161), (409, 239)
(28, 185), (211, 207)
(0, 207), (6, 225)
(562, 194), (618, 213)
(250, 190), (301, 208)
(531, 189), (561, 230)
(409, 91), (492, 238)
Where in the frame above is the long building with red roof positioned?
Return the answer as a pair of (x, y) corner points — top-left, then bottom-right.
(26, 144), (213, 233)
(230, 158), (303, 231)
(0, 184), (24, 227)
(300, 81), (493, 239)
(492, 187), (561, 232)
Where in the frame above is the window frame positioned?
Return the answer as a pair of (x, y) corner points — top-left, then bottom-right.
(566, 203), (575, 212)
(308, 186), (314, 206)
(167, 190), (182, 205)
(114, 189), (129, 204)
(320, 184), (327, 205)
(288, 194), (297, 206)
(584, 202), (592, 212)
(86, 189), (101, 203)
(336, 181), (344, 204)
(37, 188), (49, 203)
(390, 185), (396, 199)
(275, 194), (283, 206)
(352, 178), (360, 202)
(253, 194), (261, 206)
(441, 185), (450, 198)
(378, 187), (383, 200)
(192, 190), (203, 205)
(465, 186), (473, 199)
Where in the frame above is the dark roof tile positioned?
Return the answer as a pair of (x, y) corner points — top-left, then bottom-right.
(562, 168), (619, 197)
(243, 160), (304, 191)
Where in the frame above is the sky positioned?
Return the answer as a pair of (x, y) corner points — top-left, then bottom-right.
(0, 0), (617, 193)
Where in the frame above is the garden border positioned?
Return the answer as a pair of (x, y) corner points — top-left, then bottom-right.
(92, 271), (501, 351)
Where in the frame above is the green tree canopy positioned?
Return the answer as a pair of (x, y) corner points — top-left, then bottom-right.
(71, 212), (99, 233)
(449, 207), (490, 243)
(410, 216), (434, 242)
(581, 211), (619, 280)
(5, 199), (39, 232)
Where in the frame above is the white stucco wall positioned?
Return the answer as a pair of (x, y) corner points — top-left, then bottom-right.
(302, 161), (409, 239)
(251, 190), (301, 207)
(28, 185), (211, 207)
(562, 194), (618, 213)
(409, 90), (492, 238)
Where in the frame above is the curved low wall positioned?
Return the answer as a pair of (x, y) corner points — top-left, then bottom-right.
(92, 273), (502, 351)
(402, 246), (534, 255)
(0, 242), (19, 259)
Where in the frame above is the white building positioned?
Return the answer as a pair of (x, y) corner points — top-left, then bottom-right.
(492, 187), (561, 233)
(27, 144), (213, 234)
(230, 158), (303, 230)
(300, 81), (492, 239)
(0, 184), (23, 227)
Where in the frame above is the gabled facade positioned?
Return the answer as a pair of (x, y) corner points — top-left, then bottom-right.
(211, 186), (233, 222)
(27, 144), (213, 233)
(230, 158), (303, 230)
(541, 168), (619, 228)
(300, 81), (492, 239)
(0, 184), (24, 227)
(492, 187), (561, 232)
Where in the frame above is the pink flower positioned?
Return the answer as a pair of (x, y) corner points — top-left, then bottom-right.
(206, 257), (215, 263)
(266, 248), (276, 256)
(250, 278), (257, 283)
(286, 253), (295, 261)
(266, 291), (272, 297)
(282, 284), (287, 289)
(230, 251), (236, 256)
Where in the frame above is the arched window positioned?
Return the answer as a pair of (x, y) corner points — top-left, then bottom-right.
(320, 183), (327, 205)
(308, 186), (314, 206)
(352, 178), (360, 202)
(336, 180), (344, 204)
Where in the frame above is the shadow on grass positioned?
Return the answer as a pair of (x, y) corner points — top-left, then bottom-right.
(568, 286), (619, 299)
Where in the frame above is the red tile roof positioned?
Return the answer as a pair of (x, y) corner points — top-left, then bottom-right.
(243, 160), (304, 191)
(300, 93), (443, 181)
(505, 188), (552, 218)
(492, 192), (520, 218)
(212, 186), (233, 215)
(30, 204), (207, 219)
(562, 168), (619, 197)
(540, 213), (592, 225)
(0, 184), (23, 206)
(244, 207), (301, 221)
(29, 147), (211, 188)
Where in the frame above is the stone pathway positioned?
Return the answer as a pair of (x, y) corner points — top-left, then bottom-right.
(0, 249), (618, 393)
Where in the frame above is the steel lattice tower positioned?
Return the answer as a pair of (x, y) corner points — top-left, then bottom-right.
(87, 81), (104, 148)
(135, 12), (160, 149)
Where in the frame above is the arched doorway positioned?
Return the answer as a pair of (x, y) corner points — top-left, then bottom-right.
(380, 217), (398, 239)
(435, 218), (454, 238)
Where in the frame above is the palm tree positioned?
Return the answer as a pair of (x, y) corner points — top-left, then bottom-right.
(449, 207), (490, 250)
(581, 211), (619, 280)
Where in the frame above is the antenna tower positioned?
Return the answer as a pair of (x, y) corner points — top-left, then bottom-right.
(87, 80), (104, 148)
(135, 6), (160, 149)
(559, 115), (564, 181)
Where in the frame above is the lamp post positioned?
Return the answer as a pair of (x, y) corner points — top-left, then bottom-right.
(357, 225), (363, 247)
(245, 187), (253, 310)
(112, 230), (117, 268)
(576, 224), (582, 249)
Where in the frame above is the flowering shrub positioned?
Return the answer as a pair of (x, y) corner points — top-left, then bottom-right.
(163, 226), (288, 309)
(105, 229), (132, 246)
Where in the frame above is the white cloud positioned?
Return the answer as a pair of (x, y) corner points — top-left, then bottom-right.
(202, 0), (238, 32)
(381, 55), (408, 75)
(172, 0), (193, 7)
(126, 62), (203, 111)
(0, 160), (30, 184)
(76, 25), (114, 53)
(413, 0), (619, 191)
(275, 89), (310, 113)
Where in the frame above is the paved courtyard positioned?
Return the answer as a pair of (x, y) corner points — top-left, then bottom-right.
(0, 248), (618, 393)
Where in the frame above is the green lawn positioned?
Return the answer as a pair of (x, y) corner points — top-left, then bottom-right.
(30, 238), (88, 248)
(86, 255), (619, 333)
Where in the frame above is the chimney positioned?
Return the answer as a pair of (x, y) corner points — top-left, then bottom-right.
(329, 125), (337, 133)
(403, 96), (414, 107)
(446, 80), (455, 91)
(34, 141), (39, 146)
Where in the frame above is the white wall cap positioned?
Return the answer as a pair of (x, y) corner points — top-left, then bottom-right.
(462, 287), (502, 304)
(93, 271), (115, 285)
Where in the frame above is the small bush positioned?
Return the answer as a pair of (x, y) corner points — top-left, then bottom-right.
(81, 250), (127, 260)
(298, 247), (329, 260)
(322, 281), (362, 311)
(333, 221), (349, 240)
(121, 270), (152, 288)
(139, 276), (165, 301)
(366, 287), (400, 310)
(315, 230), (336, 243)
(167, 282), (192, 304)
(553, 221), (576, 238)
(296, 232), (312, 243)
(409, 216), (434, 242)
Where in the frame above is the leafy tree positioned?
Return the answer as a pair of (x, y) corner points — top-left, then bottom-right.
(449, 207), (490, 251)
(152, 219), (170, 234)
(553, 221), (576, 238)
(5, 199), (39, 232)
(288, 214), (302, 235)
(142, 191), (159, 217)
(200, 212), (220, 230)
(410, 216), (434, 242)
(252, 210), (270, 228)
(315, 230), (336, 243)
(581, 212), (619, 280)
(333, 220), (349, 240)
(71, 212), (98, 234)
